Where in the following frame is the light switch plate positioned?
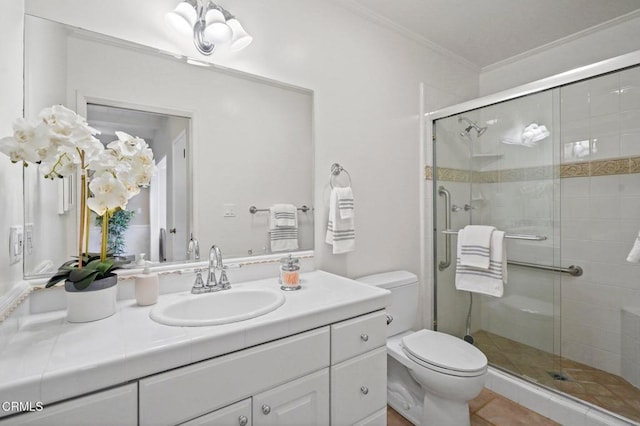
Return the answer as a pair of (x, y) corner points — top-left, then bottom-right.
(223, 203), (236, 218)
(9, 225), (23, 265)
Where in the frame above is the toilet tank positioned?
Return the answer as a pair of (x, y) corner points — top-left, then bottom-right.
(356, 271), (418, 337)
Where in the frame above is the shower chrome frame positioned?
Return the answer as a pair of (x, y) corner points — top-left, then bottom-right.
(423, 49), (640, 420)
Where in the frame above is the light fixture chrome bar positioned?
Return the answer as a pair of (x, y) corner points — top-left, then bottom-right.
(442, 229), (547, 241)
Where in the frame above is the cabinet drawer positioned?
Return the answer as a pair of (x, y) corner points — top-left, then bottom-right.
(331, 310), (387, 364)
(331, 346), (387, 426)
(181, 399), (251, 426)
(0, 383), (137, 426)
(140, 326), (330, 426)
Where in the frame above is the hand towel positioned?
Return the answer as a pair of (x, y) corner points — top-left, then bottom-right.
(272, 203), (298, 228)
(455, 228), (507, 297)
(269, 204), (298, 252)
(459, 225), (496, 269)
(325, 186), (355, 254)
(336, 187), (354, 219)
(627, 231), (640, 263)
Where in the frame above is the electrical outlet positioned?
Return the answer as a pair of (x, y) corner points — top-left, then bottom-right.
(9, 225), (23, 265)
(223, 203), (236, 218)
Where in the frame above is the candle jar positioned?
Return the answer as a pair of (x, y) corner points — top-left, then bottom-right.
(279, 255), (301, 291)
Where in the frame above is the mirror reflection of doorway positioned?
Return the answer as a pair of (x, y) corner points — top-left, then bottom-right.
(86, 104), (190, 263)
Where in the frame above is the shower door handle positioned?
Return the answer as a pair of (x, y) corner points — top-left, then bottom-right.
(438, 186), (452, 271)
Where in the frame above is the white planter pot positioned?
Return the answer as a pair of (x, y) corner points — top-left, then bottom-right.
(65, 274), (118, 323)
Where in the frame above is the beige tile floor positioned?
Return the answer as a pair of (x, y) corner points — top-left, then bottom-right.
(387, 388), (559, 426)
(473, 329), (640, 423)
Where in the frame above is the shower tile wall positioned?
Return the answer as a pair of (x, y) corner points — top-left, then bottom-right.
(560, 66), (640, 376)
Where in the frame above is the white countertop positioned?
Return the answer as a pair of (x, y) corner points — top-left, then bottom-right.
(0, 270), (389, 413)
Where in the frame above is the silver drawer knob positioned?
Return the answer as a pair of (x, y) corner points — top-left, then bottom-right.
(262, 404), (271, 415)
(361, 386), (369, 395)
(360, 333), (369, 342)
(238, 415), (248, 426)
(386, 314), (393, 325)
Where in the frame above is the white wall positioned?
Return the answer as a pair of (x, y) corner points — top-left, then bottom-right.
(0, 1), (25, 295)
(480, 14), (640, 95)
(20, 0), (479, 315)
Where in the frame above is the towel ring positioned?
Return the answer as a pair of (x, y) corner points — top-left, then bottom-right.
(330, 163), (352, 189)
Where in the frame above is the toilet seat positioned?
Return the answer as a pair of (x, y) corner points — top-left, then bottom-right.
(401, 329), (487, 377)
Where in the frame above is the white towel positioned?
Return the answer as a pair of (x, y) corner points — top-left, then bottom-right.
(272, 203), (297, 228)
(459, 225), (496, 269)
(627, 231), (640, 263)
(336, 187), (354, 219)
(325, 186), (355, 254)
(455, 228), (507, 297)
(269, 204), (298, 252)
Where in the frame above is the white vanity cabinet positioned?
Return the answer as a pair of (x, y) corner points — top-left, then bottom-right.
(0, 309), (388, 426)
(0, 383), (137, 426)
(139, 327), (330, 425)
(330, 310), (388, 426)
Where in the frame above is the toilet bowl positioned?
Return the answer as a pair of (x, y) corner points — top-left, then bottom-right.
(357, 271), (487, 426)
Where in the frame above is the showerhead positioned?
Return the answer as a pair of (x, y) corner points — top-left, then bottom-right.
(458, 116), (487, 138)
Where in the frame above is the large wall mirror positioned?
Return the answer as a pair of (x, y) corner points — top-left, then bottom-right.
(23, 15), (314, 279)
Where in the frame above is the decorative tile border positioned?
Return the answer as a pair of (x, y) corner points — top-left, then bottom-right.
(426, 156), (640, 182)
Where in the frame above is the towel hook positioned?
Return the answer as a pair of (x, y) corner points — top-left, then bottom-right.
(330, 163), (352, 189)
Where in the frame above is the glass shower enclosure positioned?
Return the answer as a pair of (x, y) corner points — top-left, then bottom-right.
(430, 59), (640, 422)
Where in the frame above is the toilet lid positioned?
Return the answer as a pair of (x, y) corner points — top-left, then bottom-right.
(401, 330), (487, 374)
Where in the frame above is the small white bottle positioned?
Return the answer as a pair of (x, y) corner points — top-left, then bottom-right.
(135, 261), (159, 306)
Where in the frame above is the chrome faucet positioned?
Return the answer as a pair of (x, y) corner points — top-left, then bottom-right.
(187, 233), (200, 261)
(205, 245), (231, 291)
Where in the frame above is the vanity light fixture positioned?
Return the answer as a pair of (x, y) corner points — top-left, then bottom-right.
(165, 0), (253, 55)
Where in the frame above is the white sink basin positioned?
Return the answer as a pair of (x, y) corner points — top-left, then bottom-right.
(150, 288), (286, 326)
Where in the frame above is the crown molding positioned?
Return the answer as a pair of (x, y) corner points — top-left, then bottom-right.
(329, 0), (480, 73)
(482, 9), (640, 73)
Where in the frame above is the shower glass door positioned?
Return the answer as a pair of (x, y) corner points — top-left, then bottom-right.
(433, 88), (562, 383)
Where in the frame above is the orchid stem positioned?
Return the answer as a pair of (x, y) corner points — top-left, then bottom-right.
(101, 210), (110, 263)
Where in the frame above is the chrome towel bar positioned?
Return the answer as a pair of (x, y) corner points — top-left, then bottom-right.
(249, 205), (311, 214)
(442, 229), (548, 241)
(507, 260), (583, 277)
(440, 229), (583, 277)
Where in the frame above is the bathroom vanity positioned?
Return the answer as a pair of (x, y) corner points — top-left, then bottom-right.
(0, 270), (390, 425)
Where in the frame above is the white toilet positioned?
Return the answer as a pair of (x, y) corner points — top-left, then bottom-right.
(357, 271), (487, 426)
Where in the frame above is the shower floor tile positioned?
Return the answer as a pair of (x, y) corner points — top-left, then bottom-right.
(473, 329), (640, 423)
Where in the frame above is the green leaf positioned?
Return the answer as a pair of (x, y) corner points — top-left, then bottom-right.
(72, 272), (100, 291)
(68, 268), (99, 283)
(45, 271), (71, 288)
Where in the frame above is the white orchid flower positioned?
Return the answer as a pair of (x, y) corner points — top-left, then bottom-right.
(87, 171), (129, 215)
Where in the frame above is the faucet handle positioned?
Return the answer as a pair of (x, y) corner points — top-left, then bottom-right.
(218, 267), (231, 290)
(191, 269), (207, 294)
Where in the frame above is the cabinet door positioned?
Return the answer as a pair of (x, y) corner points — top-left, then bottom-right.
(0, 383), (137, 426)
(331, 346), (387, 426)
(181, 399), (252, 426)
(253, 368), (329, 426)
(353, 408), (387, 426)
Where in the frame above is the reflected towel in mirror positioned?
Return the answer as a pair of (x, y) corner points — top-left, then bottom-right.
(269, 204), (299, 252)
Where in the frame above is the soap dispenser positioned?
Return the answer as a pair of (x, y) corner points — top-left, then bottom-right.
(135, 261), (159, 306)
